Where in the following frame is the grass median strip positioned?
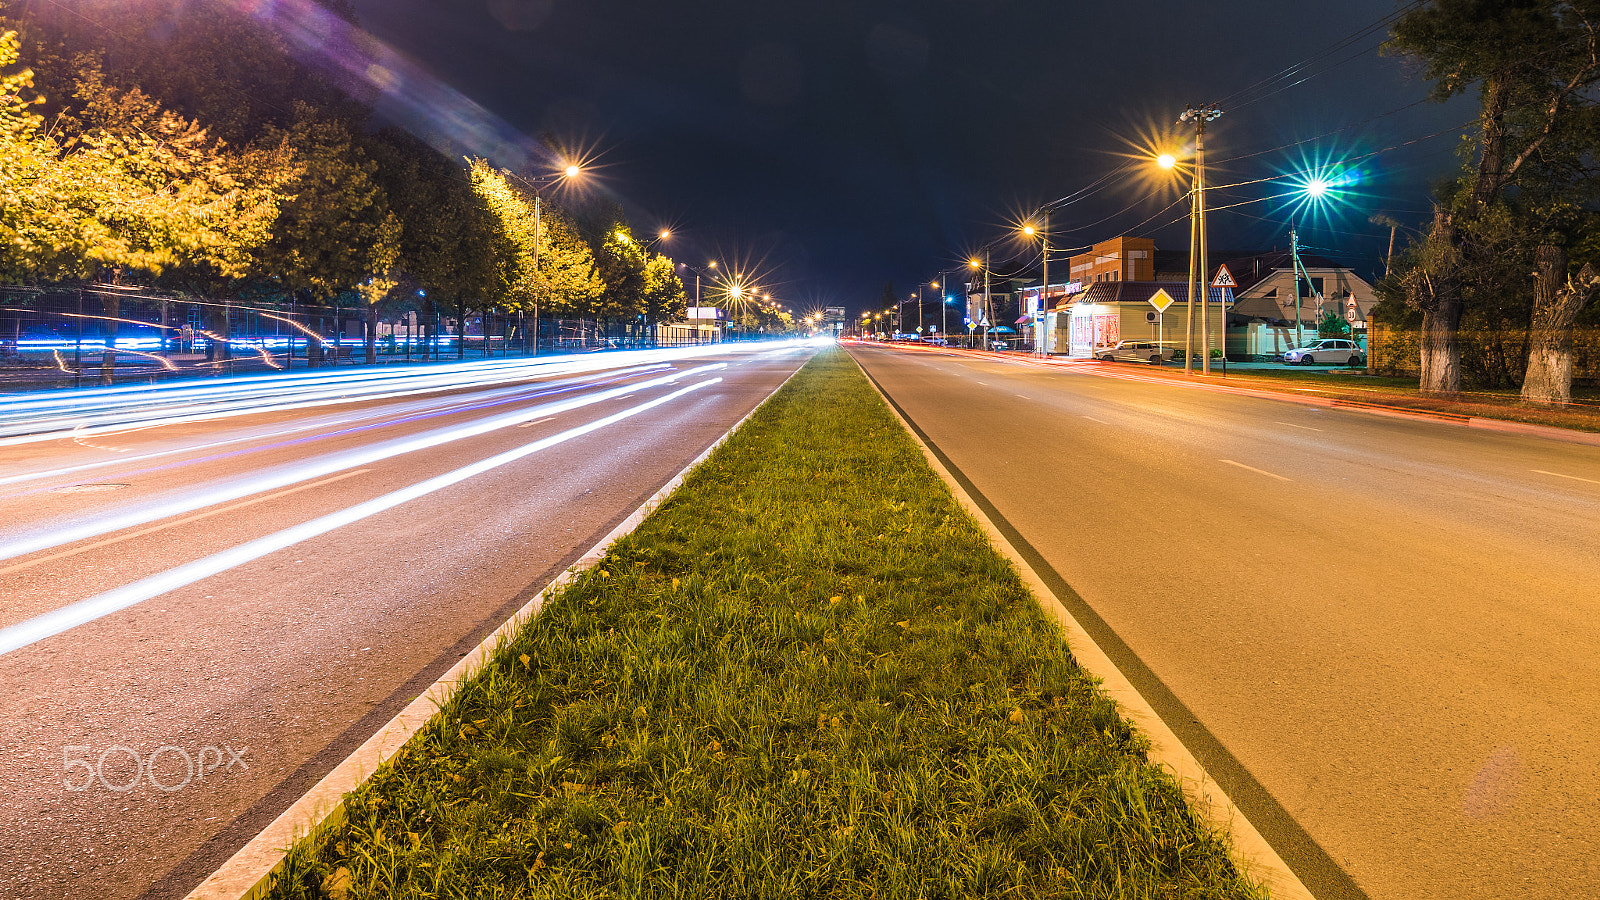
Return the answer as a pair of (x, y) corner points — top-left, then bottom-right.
(270, 347), (1260, 899)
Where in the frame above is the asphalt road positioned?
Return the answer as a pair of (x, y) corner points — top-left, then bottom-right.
(0, 342), (814, 900)
(849, 343), (1600, 900)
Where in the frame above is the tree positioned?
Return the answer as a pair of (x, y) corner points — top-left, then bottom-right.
(257, 108), (399, 366)
(1, 34), (284, 375)
(640, 253), (687, 345)
(1385, 0), (1600, 394)
(1522, 243), (1600, 403)
(1316, 310), (1351, 338)
(529, 202), (604, 344)
(368, 129), (499, 359)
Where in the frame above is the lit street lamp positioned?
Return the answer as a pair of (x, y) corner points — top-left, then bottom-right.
(1178, 103), (1222, 375)
(507, 162), (582, 356)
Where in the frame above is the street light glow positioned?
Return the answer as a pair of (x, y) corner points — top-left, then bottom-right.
(1157, 153), (1177, 169)
(659, 229), (671, 240)
(564, 164), (581, 178)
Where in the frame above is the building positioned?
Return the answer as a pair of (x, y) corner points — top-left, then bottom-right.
(1025, 235), (1376, 358)
(1214, 250), (1378, 357)
(1041, 281), (1228, 358)
(1069, 236), (1156, 286)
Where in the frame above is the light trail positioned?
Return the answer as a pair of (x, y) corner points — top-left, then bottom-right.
(0, 377), (722, 658)
(0, 365), (671, 490)
(0, 342), (780, 445)
(0, 469), (371, 577)
(0, 364), (727, 564)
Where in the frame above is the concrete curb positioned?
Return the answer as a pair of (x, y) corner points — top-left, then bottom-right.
(183, 358), (809, 900)
(857, 357), (1317, 900)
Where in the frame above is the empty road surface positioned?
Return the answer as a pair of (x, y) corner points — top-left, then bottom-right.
(850, 342), (1599, 900)
(0, 342), (814, 900)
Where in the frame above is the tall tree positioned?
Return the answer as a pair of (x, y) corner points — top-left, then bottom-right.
(1386, 0), (1600, 394)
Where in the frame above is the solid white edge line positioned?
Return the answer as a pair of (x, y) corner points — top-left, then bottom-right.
(182, 352), (815, 900)
(857, 360), (1316, 900)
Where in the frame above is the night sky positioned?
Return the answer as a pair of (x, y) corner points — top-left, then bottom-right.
(343, 0), (1470, 314)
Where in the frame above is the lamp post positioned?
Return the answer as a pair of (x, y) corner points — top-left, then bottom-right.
(506, 162), (582, 356)
(1023, 213), (1051, 355)
(968, 251), (990, 350)
(1178, 104), (1222, 375)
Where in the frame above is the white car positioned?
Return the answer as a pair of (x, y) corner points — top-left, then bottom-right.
(1096, 341), (1175, 364)
(1284, 339), (1364, 366)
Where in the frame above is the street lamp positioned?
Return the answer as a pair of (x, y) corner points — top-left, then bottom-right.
(1178, 104), (1222, 375)
(968, 252), (990, 349)
(507, 162), (582, 356)
(1021, 213), (1051, 356)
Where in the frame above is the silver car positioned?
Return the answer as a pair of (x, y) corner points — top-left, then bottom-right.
(1284, 338), (1364, 366)
(1097, 341), (1175, 364)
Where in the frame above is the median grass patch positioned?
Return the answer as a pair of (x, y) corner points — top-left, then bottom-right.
(269, 347), (1260, 899)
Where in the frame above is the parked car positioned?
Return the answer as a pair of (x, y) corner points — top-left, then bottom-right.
(1096, 341), (1175, 364)
(1284, 338), (1364, 366)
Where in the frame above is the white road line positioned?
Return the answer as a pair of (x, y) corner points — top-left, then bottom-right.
(975, 380), (989, 386)
(1081, 416), (1109, 425)
(1532, 468), (1600, 486)
(0, 470), (371, 578)
(0, 379), (721, 658)
(1220, 459), (1292, 481)
(517, 417), (557, 428)
(0, 365), (724, 564)
(1275, 422), (1324, 432)
(1015, 394), (1029, 400)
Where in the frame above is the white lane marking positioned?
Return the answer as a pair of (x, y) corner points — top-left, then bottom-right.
(1275, 422), (1324, 432)
(0, 366), (672, 489)
(517, 417), (557, 428)
(1015, 394), (1029, 400)
(0, 470), (371, 578)
(975, 380), (989, 386)
(1219, 459), (1291, 482)
(0, 365), (725, 564)
(1532, 469), (1600, 486)
(1081, 416), (1109, 425)
(0, 379), (720, 658)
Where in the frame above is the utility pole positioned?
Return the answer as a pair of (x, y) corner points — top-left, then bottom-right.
(1040, 210), (1051, 356)
(1180, 104), (1222, 375)
(1289, 223), (1322, 349)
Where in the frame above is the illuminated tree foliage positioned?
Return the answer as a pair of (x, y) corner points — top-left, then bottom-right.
(1, 0), (699, 368)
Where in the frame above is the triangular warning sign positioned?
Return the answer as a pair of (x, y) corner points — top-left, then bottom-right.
(1211, 265), (1236, 288)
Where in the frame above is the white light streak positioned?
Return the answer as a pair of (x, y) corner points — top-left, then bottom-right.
(0, 365), (725, 563)
(0, 378), (721, 657)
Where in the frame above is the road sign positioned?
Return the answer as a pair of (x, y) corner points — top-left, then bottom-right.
(1147, 288), (1175, 313)
(1346, 297), (1359, 323)
(1211, 265), (1236, 288)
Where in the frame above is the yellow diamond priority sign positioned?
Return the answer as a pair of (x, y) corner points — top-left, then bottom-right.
(1147, 288), (1175, 313)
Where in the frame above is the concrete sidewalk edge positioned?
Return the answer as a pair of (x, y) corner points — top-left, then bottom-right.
(181, 359), (811, 900)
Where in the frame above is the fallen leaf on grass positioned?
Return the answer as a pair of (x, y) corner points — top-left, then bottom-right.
(320, 867), (352, 900)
